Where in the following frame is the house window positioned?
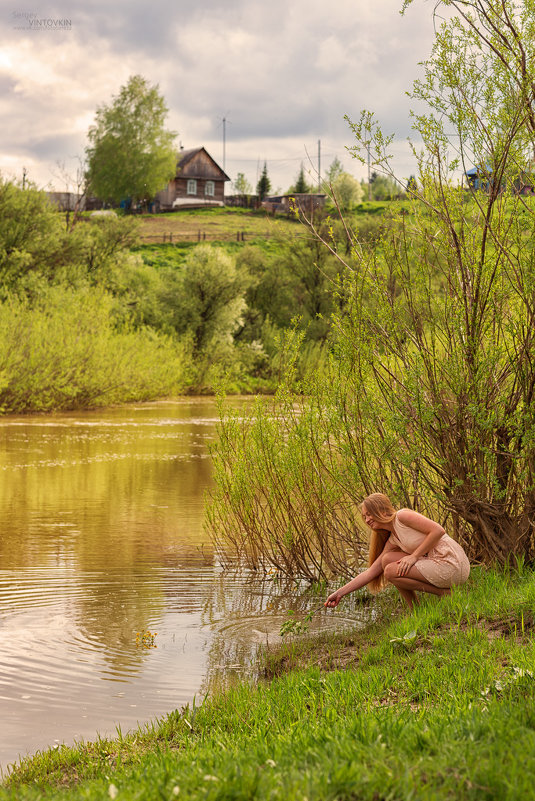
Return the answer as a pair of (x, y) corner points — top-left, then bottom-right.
(205, 181), (215, 197)
(187, 179), (197, 195)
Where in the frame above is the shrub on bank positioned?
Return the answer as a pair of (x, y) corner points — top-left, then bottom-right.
(209, 0), (535, 571)
(0, 286), (188, 412)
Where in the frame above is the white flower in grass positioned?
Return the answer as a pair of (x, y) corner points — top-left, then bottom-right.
(172, 787), (180, 796)
(265, 759), (276, 768)
(203, 775), (219, 782)
(108, 784), (119, 799)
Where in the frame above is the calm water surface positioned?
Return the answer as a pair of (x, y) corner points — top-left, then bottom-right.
(0, 398), (369, 773)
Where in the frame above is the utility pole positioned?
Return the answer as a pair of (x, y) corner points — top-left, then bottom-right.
(318, 139), (321, 192)
(218, 114), (231, 174)
(222, 116), (226, 172)
(22, 166), (27, 190)
(367, 130), (372, 201)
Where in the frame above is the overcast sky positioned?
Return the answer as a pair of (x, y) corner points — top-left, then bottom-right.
(0, 0), (440, 193)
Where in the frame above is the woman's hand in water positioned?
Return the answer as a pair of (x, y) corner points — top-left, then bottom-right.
(325, 590), (343, 608)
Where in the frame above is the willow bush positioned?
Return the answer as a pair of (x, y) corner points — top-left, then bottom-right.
(208, 0), (535, 577)
(208, 386), (369, 581)
(0, 286), (188, 412)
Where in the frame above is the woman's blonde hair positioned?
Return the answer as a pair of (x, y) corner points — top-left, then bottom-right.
(361, 493), (397, 594)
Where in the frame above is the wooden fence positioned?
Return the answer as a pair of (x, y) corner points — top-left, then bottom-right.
(138, 230), (307, 244)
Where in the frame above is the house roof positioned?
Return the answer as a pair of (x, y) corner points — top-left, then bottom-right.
(177, 147), (203, 167)
(466, 164), (492, 177)
(176, 147), (230, 181)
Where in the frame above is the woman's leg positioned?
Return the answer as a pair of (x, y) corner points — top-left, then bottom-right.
(383, 560), (450, 609)
(381, 550), (420, 609)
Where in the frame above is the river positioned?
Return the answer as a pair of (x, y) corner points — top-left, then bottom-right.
(0, 398), (369, 773)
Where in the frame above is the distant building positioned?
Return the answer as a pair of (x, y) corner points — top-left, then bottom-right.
(465, 165), (493, 192)
(46, 191), (86, 211)
(512, 172), (535, 195)
(261, 193), (327, 216)
(466, 164), (535, 195)
(225, 194), (261, 209)
(155, 147), (230, 210)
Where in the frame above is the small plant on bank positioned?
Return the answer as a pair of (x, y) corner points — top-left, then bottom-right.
(389, 629), (432, 651)
(279, 606), (323, 638)
(481, 665), (534, 699)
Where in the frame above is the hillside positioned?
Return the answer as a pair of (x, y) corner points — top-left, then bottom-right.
(137, 207), (304, 244)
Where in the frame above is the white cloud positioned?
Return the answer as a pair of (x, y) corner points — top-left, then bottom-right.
(316, 36), (351, 75)
(0, 0), (438, 190)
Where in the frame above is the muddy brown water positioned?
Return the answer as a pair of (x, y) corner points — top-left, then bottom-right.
(0, 398), (370, 773)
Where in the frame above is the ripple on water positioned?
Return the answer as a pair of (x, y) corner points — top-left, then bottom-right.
(0, 567), (215, 735)
(212, 608), (370, 642)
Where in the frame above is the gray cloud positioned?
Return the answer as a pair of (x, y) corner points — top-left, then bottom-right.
(26, 133), (82, 160)
(0, 0), (438, 188)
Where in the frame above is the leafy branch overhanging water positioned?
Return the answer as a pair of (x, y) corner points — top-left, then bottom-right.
(208, 0), (535, 577)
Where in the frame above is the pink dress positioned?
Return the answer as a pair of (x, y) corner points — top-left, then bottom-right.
(388, 511), (470, 588)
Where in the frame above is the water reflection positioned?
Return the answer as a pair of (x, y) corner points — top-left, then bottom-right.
(0, 399), (369, 774)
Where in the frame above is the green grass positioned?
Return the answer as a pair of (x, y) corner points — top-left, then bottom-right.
(3, 564), (535, 799)
(137, 206), (302, 243)
(136, 202), (408, 244)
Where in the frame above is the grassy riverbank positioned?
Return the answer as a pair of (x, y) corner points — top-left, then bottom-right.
(2, 564), (535, 800)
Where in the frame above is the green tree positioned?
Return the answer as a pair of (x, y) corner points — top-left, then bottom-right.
(325, 157), (344, 184)
(0, 175), (138, 297)
(0, 177), (66, 293)
(256, 162), (271, 200)
(291, 163), (311, 194)
(234, 173), (252, 195)
(369, 171), (399, 200)
(85, 75), (177, 208)
(330, 171), (363, 209)
(237, 221), (343, 345)
(210, 0), (535, 575)
(406, 174), (418, 195)
(338, 0), (535, 562)
(165, 245), (247, 356)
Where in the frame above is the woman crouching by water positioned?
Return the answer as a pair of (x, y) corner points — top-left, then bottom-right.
(325, 493), (470, 611)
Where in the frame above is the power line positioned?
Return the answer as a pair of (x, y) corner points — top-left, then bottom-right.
(224, 152), (337, 164)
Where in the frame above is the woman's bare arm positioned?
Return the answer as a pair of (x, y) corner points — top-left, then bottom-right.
(325, 553), (384, 608)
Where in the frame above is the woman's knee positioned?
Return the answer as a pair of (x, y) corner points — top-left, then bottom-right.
(383, 561), (399, 582)
(381, 551), (404, 571)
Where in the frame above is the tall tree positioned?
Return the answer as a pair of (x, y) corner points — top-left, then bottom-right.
(210, 0), (535, 576)
(234, 172), (252, 195)
(341, 0), (535, 562)
(406, 174), (418, 196)
(331, 171), (363, 209)
(85, 75), (177, 208)
(325, 157), (344, 184)
(167, 245), (247, 356)
(256, 162), (271, 200)
(293, 163), (310, 193)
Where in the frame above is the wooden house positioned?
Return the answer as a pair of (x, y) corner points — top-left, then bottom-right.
(155, 147), (230, 210)
(466, 164), (535, 195)
(465, 165), (493, 192)
(46, 191), (86, 211)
